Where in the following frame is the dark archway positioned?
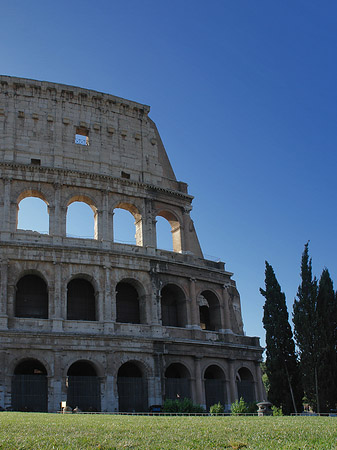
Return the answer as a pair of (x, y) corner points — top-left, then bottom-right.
(237, 367), (255, 403)
(117, 362), (148, 412)
(15, 274), (48, 319)
(12, 359), (48, 412)
(204, 365), (226, 411)
(67, 278), (96, 321)
(116, 282), (140, 324)
(165, 363), (191, 400)
(67, 361), (100, 411)
(199, 291), (221, 331)
(161, 284), (187, 327)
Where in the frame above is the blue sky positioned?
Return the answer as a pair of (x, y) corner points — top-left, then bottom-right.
(2, 0), (337, 346)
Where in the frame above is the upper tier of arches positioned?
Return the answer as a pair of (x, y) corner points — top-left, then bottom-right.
(14, 189), (189, 254)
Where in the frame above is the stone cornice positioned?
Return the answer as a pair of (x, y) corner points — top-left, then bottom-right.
(0, 162), (194, 202)
(0, 75), (150, 117)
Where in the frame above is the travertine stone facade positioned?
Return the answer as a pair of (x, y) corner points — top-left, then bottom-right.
(0, 75), (263, 412)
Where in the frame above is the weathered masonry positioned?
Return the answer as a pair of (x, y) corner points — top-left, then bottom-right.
(0, 75), (264, 412)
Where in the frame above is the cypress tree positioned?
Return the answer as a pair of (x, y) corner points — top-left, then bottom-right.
(260, 261), (302, 414)
(293, 242), (318, 410)
(316, 268), (337, 412)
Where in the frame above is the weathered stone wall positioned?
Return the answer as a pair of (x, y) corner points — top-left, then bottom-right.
(0, 76), (264, 412)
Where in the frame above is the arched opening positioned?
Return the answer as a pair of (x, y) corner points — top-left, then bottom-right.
(165, 363), (191, 400)
(116, 281), (141, 324)
(198, 291), (222, 331)
(17, 193), (49, 234)
(12, 359), (48, 412)
(15, 274), (48, 319)
(236, 367), (255, 403)
(67, 278), (96, 321)
(156, 211), (182, 253)
(161, 284), (187, 328)
(113, 203), (143, 246)
(66, 198), (97, 239)
(204, 365), (226, 411)
(117, 362), (148, 412)
(67, 361), (101, 411)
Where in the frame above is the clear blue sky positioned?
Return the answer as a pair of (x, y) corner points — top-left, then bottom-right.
(2, 0), (337, 347)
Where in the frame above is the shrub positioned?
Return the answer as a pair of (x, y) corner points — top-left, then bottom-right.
(210, 402), (225, 415)
(162, 398), (205, 413)
(246, 402), (257, 414)
(231, 397), (248, 415)
(271, 405), (283, 416)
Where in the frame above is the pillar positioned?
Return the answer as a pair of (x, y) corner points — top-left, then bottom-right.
(188, 278), (200, 329)
(0, 259), (8, 329)
(222, 285), (233, 333)
(194, 357), (204, 408)
(228, 359), (237, 403)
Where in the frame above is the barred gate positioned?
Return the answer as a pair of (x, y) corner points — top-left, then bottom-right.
(165, 378), (191, 400)
(67, 376), (101, 411)
(237, 380), (255, 403)
(117, 377), (148, 412)
(12, 374), (48, 412)
(205, 379), (225, 411)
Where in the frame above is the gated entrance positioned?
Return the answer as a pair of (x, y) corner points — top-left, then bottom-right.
(67, 361), (101, 411)
(237, 367), (255, 403)
(204, 365), (226, 411)
(117, 362), (148, 412)
(165, 363), (191, 400)
(12, 359), (48, 412)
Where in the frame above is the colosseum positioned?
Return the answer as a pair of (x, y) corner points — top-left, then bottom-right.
(0, 75), (264, 413)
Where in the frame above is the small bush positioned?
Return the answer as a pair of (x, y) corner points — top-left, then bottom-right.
(246, 402), (257, 414)
(210, 402), (225, 415)
(231, 397), (248, 415)
(272, 405), (283, 416)
(162, 398), (205, 413)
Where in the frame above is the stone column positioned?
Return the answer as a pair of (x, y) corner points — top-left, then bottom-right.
(254, 361), (265, 401)
(2, 178), (12, 234)
(7, 283), (15, 318)
(228, 359), (237, 403)
(100, 190), (112, 245)
(52, 183), (61, 239)
(0, 260), (8, 329)
(142, 199), (156, 249)
(194, 357), (205, 408)
(52, 262), (63, 332)
(182, 207), (192, 253)
(222, 285), (233, 333)
(188, 278), (200, 329)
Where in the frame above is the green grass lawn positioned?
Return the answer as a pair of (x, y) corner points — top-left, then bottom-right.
(0, 413), (336, 450)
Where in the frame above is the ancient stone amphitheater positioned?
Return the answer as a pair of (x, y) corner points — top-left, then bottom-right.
(0, 75), (263, 412)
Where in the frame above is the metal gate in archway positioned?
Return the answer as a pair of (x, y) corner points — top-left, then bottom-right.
(205, 379), (225, 411)
(165, 378), (191, 400)
(12, 374), (48, 412)
(67, 376), (101, 411)
(117, 377), (148, 412)
(237, 380), (255, 403)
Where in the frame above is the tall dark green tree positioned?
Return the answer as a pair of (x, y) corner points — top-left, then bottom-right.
(260, 261), (302, 414)
(293, 242), (318, 410)
(316, 268), (337, 412)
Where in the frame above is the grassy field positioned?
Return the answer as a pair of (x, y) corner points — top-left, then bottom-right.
(0, 413), (336, 450)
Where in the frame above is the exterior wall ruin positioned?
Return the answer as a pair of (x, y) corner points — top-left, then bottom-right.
(0, 75), (264, 412)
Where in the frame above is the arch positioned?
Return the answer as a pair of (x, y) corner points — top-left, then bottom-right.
(67, 278), (96, 321)
(198, 290), (222, 331)
(15, 274), (48, 319)
(113, 202), (143, 246)
(116, 280), (142, 324)
(66, 361), (101, 411)
(17, 190), (49, 234)
(117, 361), (148, 412)
(12, 359), (48, 412)
(156, 210), (182, 253)
(165, 363), (191, 400)
(236, 367), (255, 403)
(66, 195), (98, 239)
(160, 284), (187, 328)
(204, 364), (226, 411)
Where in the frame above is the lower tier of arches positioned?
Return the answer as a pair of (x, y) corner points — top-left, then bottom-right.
(1, 352), (264, 413)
